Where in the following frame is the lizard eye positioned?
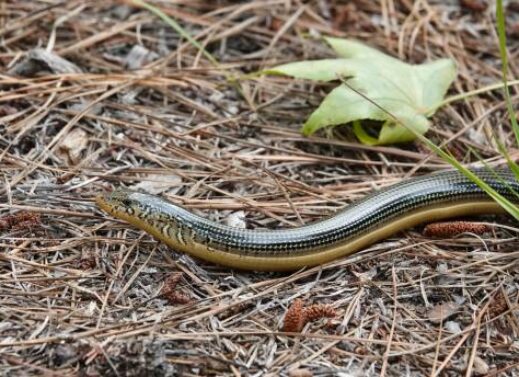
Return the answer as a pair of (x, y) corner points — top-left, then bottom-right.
(121, 199), (132, 207)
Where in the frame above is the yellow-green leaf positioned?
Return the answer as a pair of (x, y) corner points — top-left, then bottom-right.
(265, 38), (457, 145)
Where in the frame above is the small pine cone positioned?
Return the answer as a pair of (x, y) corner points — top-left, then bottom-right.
(164, 291), (192, 305)
(0, 212), (41, 230)
(283, 299), (306, 332)
(78, 255), (96, 270)
(488, 291), (509, 318)
(423, 221), (490, 238)
(160, 273), (192, 305)
(0, 219), (8, 230)
(303, 304), (336, 322)
(160, 273), (183, 296)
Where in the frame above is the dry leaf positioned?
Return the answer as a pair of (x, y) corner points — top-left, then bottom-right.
(56, 128), (88, 165)
(352, 266), (377, 283)
(427, 302), (459, 323)
(467, 128), (486, 144)
(131, 174), (182, 194)
(124, 45), (159, 69)
(9, 48), (82, 76)
(460, 0), (488, 13)
(472, 356), (489, 375)
(288, 368), (313, 377)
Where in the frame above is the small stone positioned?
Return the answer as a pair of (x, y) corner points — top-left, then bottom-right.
(444, 321), (462, 333)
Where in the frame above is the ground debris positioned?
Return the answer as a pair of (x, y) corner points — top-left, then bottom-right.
(8, 48), (82, 76)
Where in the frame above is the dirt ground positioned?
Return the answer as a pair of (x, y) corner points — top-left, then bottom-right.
(1, 1), (518, 376)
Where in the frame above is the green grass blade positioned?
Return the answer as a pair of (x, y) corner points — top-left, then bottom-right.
(470, 145), (519, 199)
(132, 0), (219, 66)
(436, 79), (519, 110)
(496, 0), (519, 146)
(496, 139), (519, 178)
(420, 139), (519, 220)
(339, 78), (519, 220)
